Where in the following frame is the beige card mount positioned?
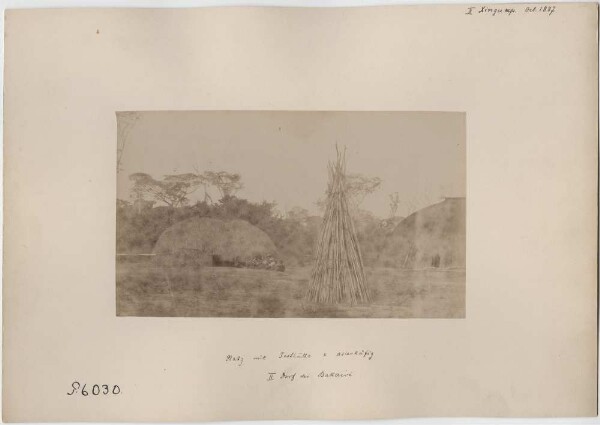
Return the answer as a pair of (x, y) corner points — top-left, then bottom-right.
(3, 4), (598, 422)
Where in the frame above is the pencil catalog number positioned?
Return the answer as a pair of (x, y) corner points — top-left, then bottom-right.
(66, 381), (121, 396)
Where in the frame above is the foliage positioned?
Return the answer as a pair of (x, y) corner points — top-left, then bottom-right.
(129, 172), (201, 208)
(202, 171), (243, 199)
(117, 196), (321, 266)
(345, 173), (382, 207)
(119, 165), (404, 269)
(117, 192), (410, 269)
(129, 171), (243, 208)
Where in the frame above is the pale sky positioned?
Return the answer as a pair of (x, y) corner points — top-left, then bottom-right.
(117, 111), (465, 218)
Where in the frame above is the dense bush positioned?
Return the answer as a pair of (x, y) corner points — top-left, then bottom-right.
(117, 196), (322, 266)
(117, 195), (396, 267)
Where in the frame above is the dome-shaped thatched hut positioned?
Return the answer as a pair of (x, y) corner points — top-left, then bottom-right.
(153, 217), (284, 270)
(387, 197), (466, 269)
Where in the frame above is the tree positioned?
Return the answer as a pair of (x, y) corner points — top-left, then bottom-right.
(345, 174), (382, 207)
(203, 171), (243, 199)
(116, 112), (140, 173)
(129, 173), (202, 208)
(286, 207), (310, 226)
(316, 173), (381, 213)
(192, 165), (214, 204)
(214, 195), (276, 225)
(388, 192), (400, 218)
(198, 174), (214, 204)
(163, 173), (204, 205)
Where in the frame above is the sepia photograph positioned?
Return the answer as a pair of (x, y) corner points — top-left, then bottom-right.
(116, 111), (466, 318)
(4, 4), (597, 422)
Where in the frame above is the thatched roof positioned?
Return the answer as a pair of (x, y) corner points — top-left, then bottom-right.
(387, 197), (466, 269)
(153, 217), (279, 261)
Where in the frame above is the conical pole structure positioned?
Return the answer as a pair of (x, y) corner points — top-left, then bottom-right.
(307, 146), (369, 304)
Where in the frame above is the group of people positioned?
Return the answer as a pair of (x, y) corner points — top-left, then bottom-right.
(212, 254), (285, 272)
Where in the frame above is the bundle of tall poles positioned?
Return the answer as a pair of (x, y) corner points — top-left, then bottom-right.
(307, 146), (370, 304)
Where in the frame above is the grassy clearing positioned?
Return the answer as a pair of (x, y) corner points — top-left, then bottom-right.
(116, 260), (465, 318)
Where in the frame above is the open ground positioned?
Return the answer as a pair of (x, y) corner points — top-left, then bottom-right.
(117, 259), (465, 318)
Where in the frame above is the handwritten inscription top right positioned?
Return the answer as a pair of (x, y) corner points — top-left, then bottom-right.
(466, 5), (557, 16)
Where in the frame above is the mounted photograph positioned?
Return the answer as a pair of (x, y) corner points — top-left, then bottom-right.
(116, 111), (466, 318)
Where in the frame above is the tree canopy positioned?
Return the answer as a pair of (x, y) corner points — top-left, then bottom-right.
(129, 171), (243, 207)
